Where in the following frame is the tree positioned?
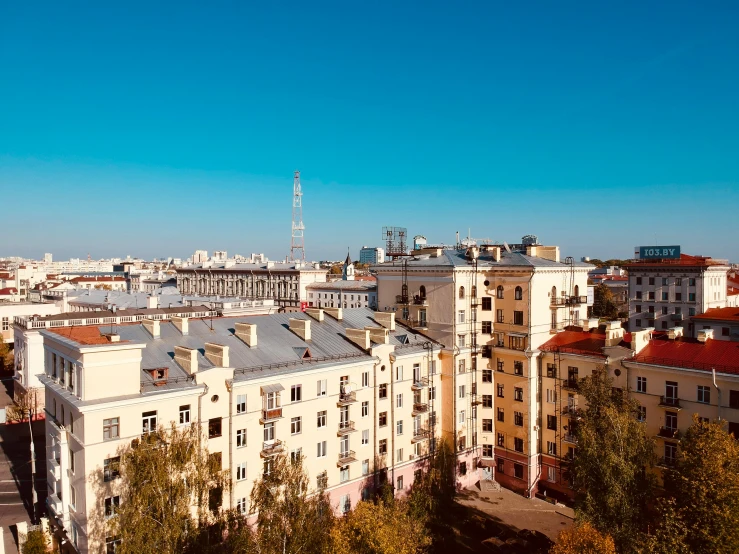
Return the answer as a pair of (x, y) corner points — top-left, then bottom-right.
(571, 369), (656, 553)
(407, 438), (456, 522)
(329, 264), (343, 275)
(109, 423), (227, 554)
(591, 284), (618, 319)
(637, 498), (690, 554)
(662, 416), (739, 553)
(246, 453), (334, 554)
(550, 522), (616, 554)
(0, 340), (11, 372)
(22, 529), (50, 554)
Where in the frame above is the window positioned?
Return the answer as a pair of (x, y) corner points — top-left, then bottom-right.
(317, 471), (328, 489)
(397, 420), (403, 435)
(264, 422), (275, 442)
(236, 395), (246, 413)
(291, 416), (302, 435)
(689, 308), (696, 316)
(459, 385), (466, 399)
(497, 359), (504, 372)
(362, 459), (370, 475)
(458, 359), (466, 373)
(482, 297), (492, 310)
(662, 306), (668, 315)
(458, 286), (465, 299)
(513, 311), (524, 325)
(379, 384), (388, 399)
(396, 393), (403, 408)
(178, 404), (191, 424)
(514, 412), (523, 426)
(497, 383), (504, 398)
(482, 418), (493, 432)
(106, 537), (122, 553)
(317, 441), (327, 458)
(497, 286), (504, 299)
(236, 462), (247, 481)
(546, 389), (557, 403)
(636, 291), (643, 300)
(514, 387), (523, 402)
(103, 418), (119, 440)
(723, 327), (730, 337)
(497, 408), (504, 422)
(429, 386), (436, 400)
(290, 448), (302, 464)
(514, 438), (524, 452)
(483, 395), (493, 408)
(317, 379), (327, 396)
(636, 319), (642, 327)
(237, 428), (247, 447)
(496, 432), (504, 447)
(648, 305), (655, 313)
(429, 360), (436, 375)
(547, 441), (557, 456)
(379, 412), (388, 427)
(635, 305), (642, 313)
(689, 293), (696, 301)
(362, 429), (369, 445)
(482, 369), (492, 383)
(291, 384), (302, 402)
(662, 292), (669, 301)
(379, 439), (387, 455)
(496, 309), (504, 323)
(340, 494), (351, 514)
(236, 497), (247, 515)
(514, 463), (523, 479)
(458, 334), (466, 348)
(458, 310), (466, 324)
(636, 277), (642, 285)
(482, 321), (492, 333)
(547, 415), (557, 430)
(697, 385), (711, 404)
(731, 390), (739, 409)
(104, 457), (120, 482)
(547, 466), (556, 482)
(637, 376), (647, 394)
(689, 278), (696, 286)
(649, 292), (655, 300)
(649, 277), (655, 285)
(395, 366), (403, 381)
(514, 361), (523, 376)
(142, 410), (157, 434)
(675, 292), (682, 301)
(208, 418), (222, 438)
(397, 448), (404, 462)
(458, 410), (465, 424)
(362, 371), (369, 388)
(665, 381), (678, 401)
(662, 278), (668, 286)
(362, 401), (369, 417)
(665, 411), (678, 431)
(104, 496), (120, 518)
(637, 406), (646, 422)
(497, 458), (505, 474)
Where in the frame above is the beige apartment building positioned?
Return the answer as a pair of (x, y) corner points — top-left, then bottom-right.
(373, 243), (591, 495)
(39, 308), (442, 552)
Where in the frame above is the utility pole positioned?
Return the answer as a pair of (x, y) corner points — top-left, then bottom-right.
(28, 408), (37, 523)
(290, 170), (306, 261)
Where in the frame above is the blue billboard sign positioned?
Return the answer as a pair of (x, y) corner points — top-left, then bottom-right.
(639, 246), (681, 259)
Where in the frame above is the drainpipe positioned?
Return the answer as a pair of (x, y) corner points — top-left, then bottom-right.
(712, 368), (722, 421)
(372, 357), (381, 493)
(227, 379), (234, 510)
(197, 382), (209, 521)
(525, 270), (538, 499)
(389, 355), (396, 494)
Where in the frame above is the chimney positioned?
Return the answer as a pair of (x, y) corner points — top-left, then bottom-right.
(604, 324), (625, 347)
(172, 316), (189, 336)
(526, 245), (538, 258)
(107, 333), (121, 343)
(346, 328), (371, 349)
(697, 329), (714, 343)
(667, 326), (684, 340)
(235, 322), (257, 348)
(147, 295), (158, 309)
(582, 318), (600, 332)
(630, 329), (652, 354)
(374, 312), (396, 331)
(305, 308), (325, 322)
(142, 318), (160, 338)
(491, 246), (501, 262)
(365, 326), (389, 344)
(289, 318), (311, 341)
(324, 307), (343, 321)
(174, 346), (198, 375)
(204, 343), (230, 367)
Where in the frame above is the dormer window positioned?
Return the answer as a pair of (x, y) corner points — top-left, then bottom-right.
(147, 367), (168, 384)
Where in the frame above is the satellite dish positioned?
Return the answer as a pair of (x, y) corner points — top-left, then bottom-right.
(344, 385), (353, 394)
(503, 242), (511, 253)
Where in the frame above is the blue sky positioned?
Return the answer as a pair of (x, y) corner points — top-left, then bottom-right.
(1, 1), (738, 262)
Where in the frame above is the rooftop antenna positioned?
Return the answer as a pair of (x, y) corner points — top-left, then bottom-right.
(290, 170), (306, 261)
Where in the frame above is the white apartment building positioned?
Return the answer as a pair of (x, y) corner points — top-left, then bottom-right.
(359, 247), (385, 265)
(1, 301), (61, 343)
(626, 254), (730, 334)
(39, 309), (442, 552)
(306, 281), (378, 310)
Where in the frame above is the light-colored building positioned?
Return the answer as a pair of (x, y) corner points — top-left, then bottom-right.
(626, 254), (730, 334)
(192, 250), (208, 264)
(359, 247), (385, 265)
(176, 261), (327, 309)
(373, 242), (592, 496)
(1, 301), (60, 343)
(306, 281), (377, 310)
(40, 309), (442, 552)
(691, 307), (739, 341)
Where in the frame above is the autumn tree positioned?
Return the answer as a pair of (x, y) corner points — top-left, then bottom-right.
(571, 369), (656, 553)
(0, 340), (11, 372)
(109, 423), (227, 554)
(550, 522), (616, 554)
(591, 284), (618, 319)
(636, 498), (690, 554)
(662, 416), (739, 554)
(22, 529), (51, 554)
(407, 437), (456, 522)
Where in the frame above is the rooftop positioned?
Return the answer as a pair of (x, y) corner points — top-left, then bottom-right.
(373, 248), (591, 270)
(692, 307), (739, 323)
(178, 262), (325, 272)
(630, 336), (739, 375)
(624, 254), (729, 269)
(539, 327), (632, 358)
(307, 281), (377, 291)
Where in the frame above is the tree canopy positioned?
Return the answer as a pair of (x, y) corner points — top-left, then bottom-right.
(591, 284), (618, 319)
(550, 522), (616, 554)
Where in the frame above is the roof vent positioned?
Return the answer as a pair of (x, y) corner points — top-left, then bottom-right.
(324, 307), (343, 321)
(697, 329), (714, 343)
(374, 312), (396, 331)
(667, 327), (684, 340)
(142, 318), (160, 338)
(204, 342), (230, 367)
(174, 346), (198, 375)
(289, 318), (311, 341)
(172, 316), (189, 336)
(365, 326), (389, 345)
(305, 308), (325, 322)
(235, 322), (257, 348)
(346, 328), (371, 350)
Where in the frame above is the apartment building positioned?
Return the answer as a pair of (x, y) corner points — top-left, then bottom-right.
(537, 322), (739, 502)
(39, 308), (441, 552)
(359, 247), (385, 265)
(306, 281), (377, 310)
(1, 301), (60, 343)
(691, 307), (739, 341)
(626, 254), (730, 334)
(373, 243), (591, 496)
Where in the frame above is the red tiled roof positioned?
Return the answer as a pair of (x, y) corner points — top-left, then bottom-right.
(71, 276), (126, 283)
(539, 330), (608, 358)
(692, 307), (739, 322)
(631, 336), (739, 375)
(0, 287), (18, 295)
(624, 253), (726, 268)
(48, 326), (126, 345)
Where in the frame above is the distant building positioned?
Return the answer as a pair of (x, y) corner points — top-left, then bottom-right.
(212, 250), (228, 262)
(192, 250), (208, 263)
(44, 253), (53, 264)
(359, 246), (385, 265)
(691, 307), (739, 341)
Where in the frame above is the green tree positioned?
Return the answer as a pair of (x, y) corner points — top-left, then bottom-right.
(571, 369), (656, 553)
(111, 423), (227, 554)
(663, 416), (739, 554)
(0, 340), (11, 372)
(22, 529), (50, 554)
(329, 264), (343, 275)
(591, 284), (618, 319)
(637, 498), (690, 554)
(550, 522), (616, 554)
(407, 438), (456, 522)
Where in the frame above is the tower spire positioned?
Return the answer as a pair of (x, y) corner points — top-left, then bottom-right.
(290, 170), (305, 261)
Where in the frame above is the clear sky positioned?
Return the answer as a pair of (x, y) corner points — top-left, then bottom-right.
(1, 1), (738, 262)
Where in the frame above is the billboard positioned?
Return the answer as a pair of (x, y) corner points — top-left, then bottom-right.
(638, 246), (681, 260)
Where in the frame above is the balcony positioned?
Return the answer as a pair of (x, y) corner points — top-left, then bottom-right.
(395, 294), (409, 305)
(562, 379), (580, 392)
(261, 407), (283, 422)
(562, 404), (579, 416)
(337, 391), (357, 406)
(567, 296), (588, 306)
(261, 439), (284, 457)
(563, 434), (578, 445)
(470, 297), (479, 308)
(412, 377), (429, 390)
(412, 402), (429, 416)
(657, 427), (681, 440)
(659, 396), (681, 409)
(670, 314), (684, 321)
(337, 450), (357, 466)
(337, 420), (356, 436)
(48, 458), (61, 482)
(412, 428), (430, 443)
(551, 296), (568, 307)
(657, 457), (676, 468)
(48, 493), (62, 516)
(412, 296), (428, 306)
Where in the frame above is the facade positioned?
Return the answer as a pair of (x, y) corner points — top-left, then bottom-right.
(625, 254), (730, 334)
(306, 281), (378, 310)
(359, 247), (385, 265)
(691, 307), (739, 341)
(40, 309), (442, 552)
(373, 243), (592, 496)
(1, 301), (61, 343)
(176, 261), (328, 309)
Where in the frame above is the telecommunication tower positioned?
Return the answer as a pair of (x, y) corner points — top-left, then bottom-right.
(382, 226), (408, 260)
(290, 170), (306, 261)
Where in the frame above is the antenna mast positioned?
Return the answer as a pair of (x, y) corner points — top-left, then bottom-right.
(290, 170), (306, 261)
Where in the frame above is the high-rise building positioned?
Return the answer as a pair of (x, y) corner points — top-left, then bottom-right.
(359, 247), (385, 265)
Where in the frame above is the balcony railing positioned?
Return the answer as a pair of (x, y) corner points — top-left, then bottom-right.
(562, 404), (579, 416)
(49, 458), (61, 481)
(412, 377), (429, 390)
(563, 434), (578, 444)
(670, 314), (684, 321)
(412, 428), (430, 443)
(395, 294), (409, 305)
(412, 402), (429, 415)
(337, 421), (356, 435)
(48, 494), (62, 516)
(261, 439), (284, 457)
(337, 391), (356, 406)
(412, 296), (428, 306)
(659, 396), (681, 409)
(563, 379), (580, 391)
(261, 407), (283, 422)
(338, 450), (357, 465)
(657, 427), (681, 440)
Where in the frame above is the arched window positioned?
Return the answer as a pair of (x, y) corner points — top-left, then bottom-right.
(496, 285), (504, 299)
(551, 286), (557, 299)
(459, 286), (465, 299)
(471, 285), (477, 298)
(515, 286), (523, 300)
(419, 285), (426, 299)
(574, 285), (580, 298)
